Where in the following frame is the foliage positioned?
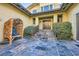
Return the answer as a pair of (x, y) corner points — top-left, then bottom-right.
(24, 26), (39, 37)
(53, 22), (72, 40)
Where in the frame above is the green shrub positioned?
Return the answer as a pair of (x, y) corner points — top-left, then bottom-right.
(34, 25), (39, 32)
(53, 22), (72, 40)
(24, 26), (39, 37)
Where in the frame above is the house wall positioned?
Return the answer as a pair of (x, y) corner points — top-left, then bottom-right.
(67, 4), (79, 40)
(28, 3), (61, 13)
(0, 4), (32, 42)
(31, 12), (68, 30)
(28, 5), (40, 13)
(0, 3), (77, 42)
(40, 3), (61, 10)
(29, 3), (79, 40)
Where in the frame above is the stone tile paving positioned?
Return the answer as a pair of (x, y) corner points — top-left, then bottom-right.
(0, 30), (79, 56)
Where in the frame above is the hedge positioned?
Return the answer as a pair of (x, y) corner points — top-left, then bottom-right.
(23, 26), (39, 37)
(53, 22), (73, 40)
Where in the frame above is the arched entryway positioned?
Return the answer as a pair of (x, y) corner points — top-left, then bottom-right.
(13, 18), (23, 37)
(3, 18), (23, 45)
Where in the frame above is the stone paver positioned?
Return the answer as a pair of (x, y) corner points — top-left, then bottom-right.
(0, 30), (79, 56)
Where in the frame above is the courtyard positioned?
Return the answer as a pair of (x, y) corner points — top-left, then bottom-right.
(0, 30), (79, 56)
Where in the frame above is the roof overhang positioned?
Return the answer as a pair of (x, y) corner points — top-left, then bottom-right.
(10, 3), (31, 16)
(9, 3), (74, 17)
(31, 9), (62, 16)
(60, 3), (73, 11)
(27, 3), (39, 10)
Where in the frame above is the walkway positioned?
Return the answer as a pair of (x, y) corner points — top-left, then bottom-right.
(0, 30), (79, 56)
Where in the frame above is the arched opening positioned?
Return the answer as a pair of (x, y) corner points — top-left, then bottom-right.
(12, 18), (23, 37)
(3, 18), (23, 45)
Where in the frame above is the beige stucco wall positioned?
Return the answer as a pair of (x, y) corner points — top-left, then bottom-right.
(0, 4), (32, 42)
(67, 4), (79, 40)
(53, 12), (68, 23)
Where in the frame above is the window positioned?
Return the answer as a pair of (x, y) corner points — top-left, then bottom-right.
(41, 7), (43, 12)
(32, 10), (37, 14)
(41, 5), (53, 12)
(44, 5), (49, 12)
(57, 14), (63, 23)
(50, 5), (53, 11)
(33, 18), (36, 24)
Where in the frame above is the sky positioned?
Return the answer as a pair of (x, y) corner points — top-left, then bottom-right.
(21, 3), (32, 8)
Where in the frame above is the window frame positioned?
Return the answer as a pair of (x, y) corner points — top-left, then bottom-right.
(49, 4), (53, 11)
(43, 5), (49, 12)
(41, 4), (53, 12)
(33, 18), (36, 24)
(32, 10), (37, 14)
(57, 14), (63, 23)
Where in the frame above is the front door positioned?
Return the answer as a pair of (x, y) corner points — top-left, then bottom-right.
(43, 20), (51, 29)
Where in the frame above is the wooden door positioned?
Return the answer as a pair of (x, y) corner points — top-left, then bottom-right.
(43, 20), (51, 29)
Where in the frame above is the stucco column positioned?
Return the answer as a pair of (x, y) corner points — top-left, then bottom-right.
(36, 17), (39, 26)
(54, 14), (58, 23)
(39, 20), (43, 30)
(51, 18), (53, 30)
